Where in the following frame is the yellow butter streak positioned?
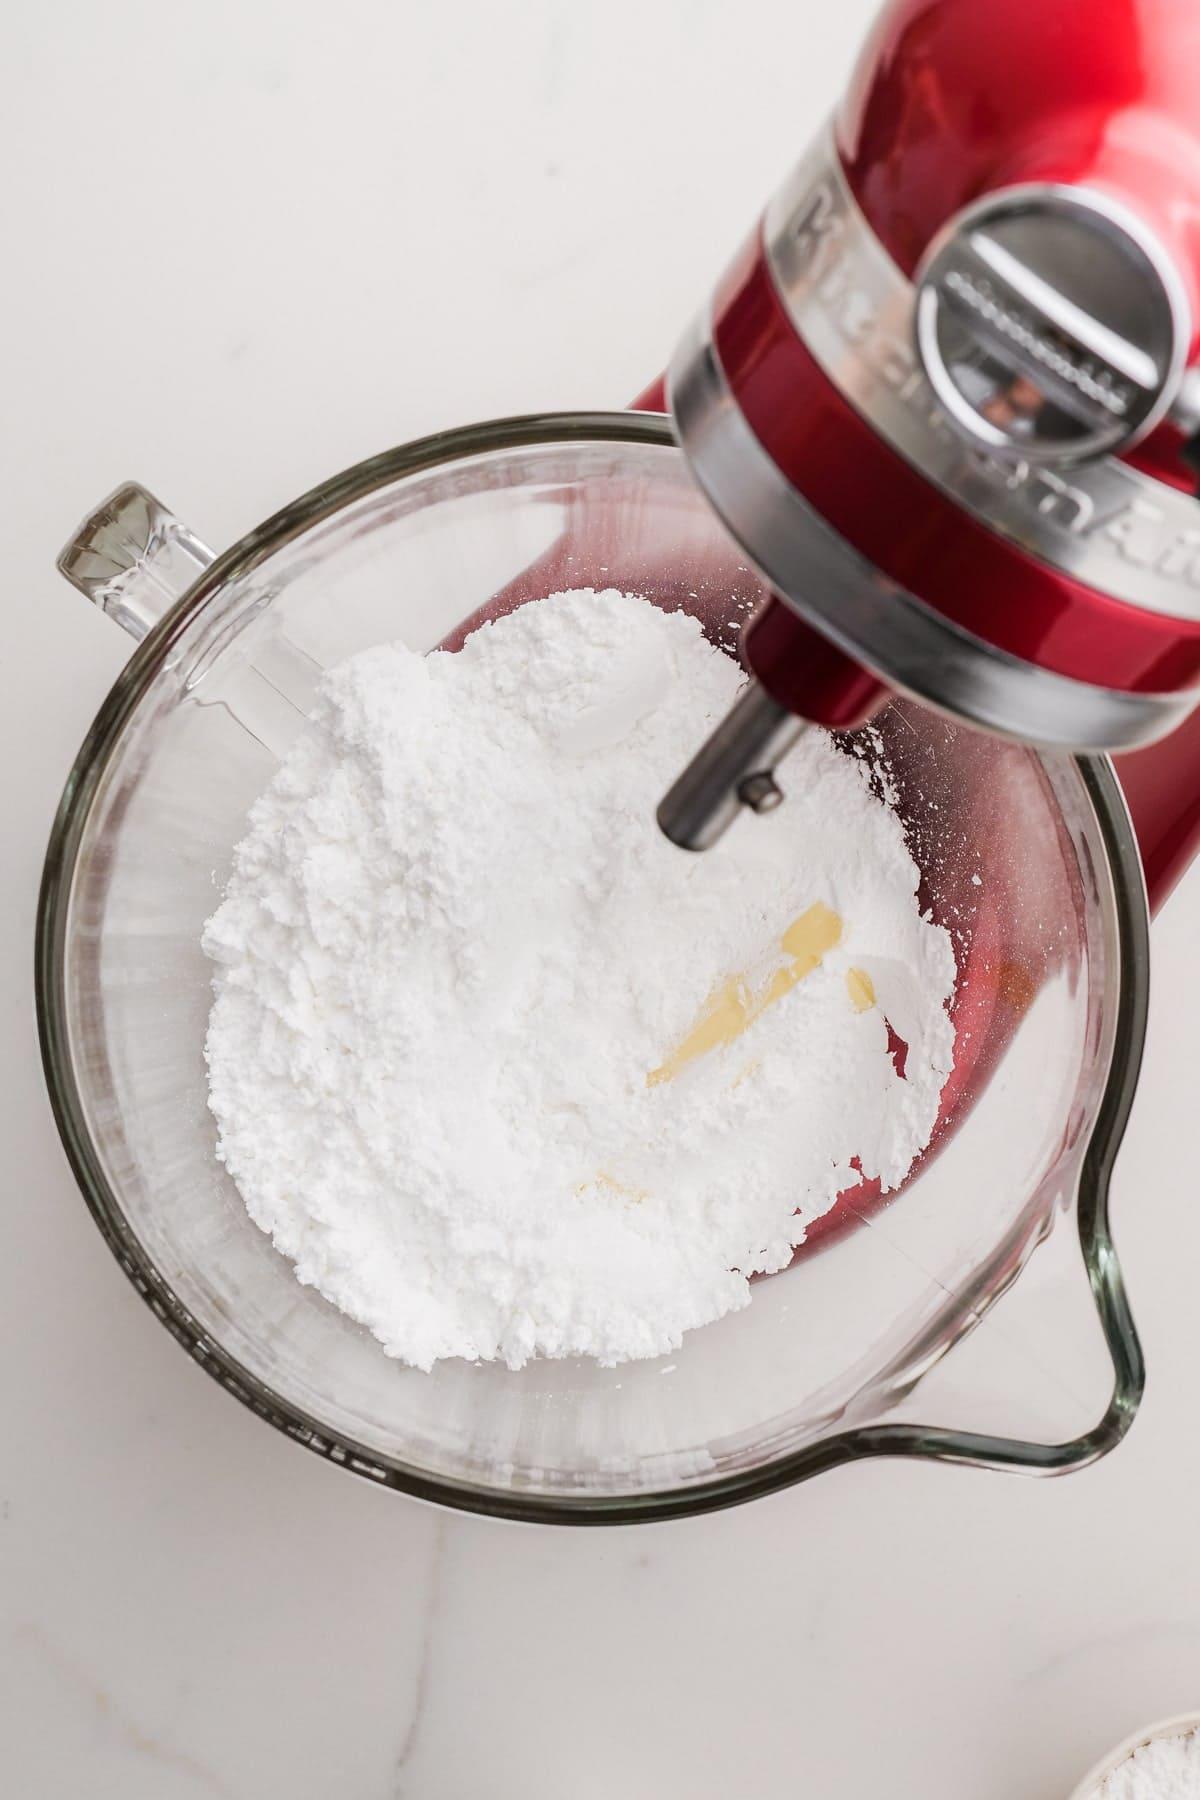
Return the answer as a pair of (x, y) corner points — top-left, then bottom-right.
(647, 903), (842, 1087)
(576, 1171), (650, 1203)
(845, 967), (876, 1013)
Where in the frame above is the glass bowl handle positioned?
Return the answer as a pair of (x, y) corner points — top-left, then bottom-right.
(55, 482), (320, 760)
(57, 483), (215, 640)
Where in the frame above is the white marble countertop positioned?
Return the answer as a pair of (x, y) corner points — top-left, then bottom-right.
(7, 2), (1200, 1794)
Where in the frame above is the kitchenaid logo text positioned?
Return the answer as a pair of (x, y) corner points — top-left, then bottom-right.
(782, 181), (1200, 592)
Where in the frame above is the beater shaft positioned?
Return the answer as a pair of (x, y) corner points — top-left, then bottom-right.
(656, 680), (806, 851)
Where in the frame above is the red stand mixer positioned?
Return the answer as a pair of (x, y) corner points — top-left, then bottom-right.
(641, 0), (1200, 905)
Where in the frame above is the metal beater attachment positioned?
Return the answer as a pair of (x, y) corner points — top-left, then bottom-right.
(656, 680), (806, 851)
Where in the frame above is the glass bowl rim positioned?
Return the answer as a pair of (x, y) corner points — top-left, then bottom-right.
(35, 410), (1150, 1523)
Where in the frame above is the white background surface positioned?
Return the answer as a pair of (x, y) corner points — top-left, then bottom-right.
(6, 3), (1200, 1795)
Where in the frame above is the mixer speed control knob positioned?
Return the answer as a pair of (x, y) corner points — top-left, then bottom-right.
(914, 187), (1189, 465)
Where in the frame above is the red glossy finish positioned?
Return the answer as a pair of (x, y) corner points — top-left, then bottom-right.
(837, 0), (1200, 488)
(713, 234), (1200, 695)
(742, 597), (888, 726)
(630, 375), (667, 413)
(1116, 721), (1200, 911)
(837, 0), (1200, 319)
(1125, 420), (1196, 495)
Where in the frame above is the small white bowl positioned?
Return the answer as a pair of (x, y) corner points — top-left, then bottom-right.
(1068, 1711), (1200, 1798)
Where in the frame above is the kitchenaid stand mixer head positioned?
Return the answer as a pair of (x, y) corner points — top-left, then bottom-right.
(658, 0), (1200, 851)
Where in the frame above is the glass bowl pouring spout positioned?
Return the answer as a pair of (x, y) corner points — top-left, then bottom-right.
(40, 413), (1146, 1522)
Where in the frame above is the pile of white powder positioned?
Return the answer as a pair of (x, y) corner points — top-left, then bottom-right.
(1090, 1728), (1200, 1799)
(203, 589), (956, 1370)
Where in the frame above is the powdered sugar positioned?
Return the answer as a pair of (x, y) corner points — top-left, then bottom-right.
(203, 589), (955, 1370)
(1091, 1729), (1200, 1799)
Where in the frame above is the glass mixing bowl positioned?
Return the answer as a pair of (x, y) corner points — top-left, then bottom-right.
(39, 413), (1146, 1523)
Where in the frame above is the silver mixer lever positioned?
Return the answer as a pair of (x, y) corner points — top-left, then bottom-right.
(656, 680), (805, 851)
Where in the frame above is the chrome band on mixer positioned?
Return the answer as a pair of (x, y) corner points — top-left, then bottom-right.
(763, 125), (1200, 622)
(667, 311), (1193, 749)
